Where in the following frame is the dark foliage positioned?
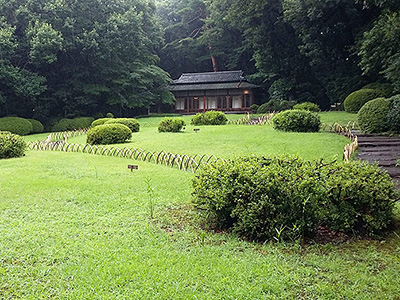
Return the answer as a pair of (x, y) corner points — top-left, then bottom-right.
(27, 119), (44, 133)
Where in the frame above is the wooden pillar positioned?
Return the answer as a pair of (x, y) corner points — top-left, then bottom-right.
(226, 96), (229, 109)
(203, 96), (206, 112)
(186, 97), (189, 113)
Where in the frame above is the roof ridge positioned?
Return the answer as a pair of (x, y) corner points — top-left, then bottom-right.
(180, 70), (243, 76)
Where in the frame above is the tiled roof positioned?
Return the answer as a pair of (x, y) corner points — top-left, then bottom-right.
(173, 70), (245, 84)
(168, 81), (259, 92)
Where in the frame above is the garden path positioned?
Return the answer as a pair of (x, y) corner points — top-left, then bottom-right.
(355, 132), (400, 189)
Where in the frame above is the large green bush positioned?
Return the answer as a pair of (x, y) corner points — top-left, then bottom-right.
(52, 117), (93, 132)
(293, 102), (320, 112)
(192, 156), (396, 241)
(27, 119), (44, 133)
(86, 124), (132, 145)
(158, 118), (186, 132)
(91, 118), (112, 127)
(0, 131), (27, 159)
(0, 117), (33, 135)
(104, 118), (140, 132)
(362, 83), (394, 98)
(191, 111), (227, 125)
(272, 109), (321, 132)
(387, 95), (400, 133)
(257, 99), (296, 113)
(358, 98), (391, 133)
(343, 89), (383, 113)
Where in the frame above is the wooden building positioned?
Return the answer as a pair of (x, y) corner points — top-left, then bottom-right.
(168, 70), (259, 113)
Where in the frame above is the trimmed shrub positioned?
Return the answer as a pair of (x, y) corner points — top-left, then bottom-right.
(387, 95), (400, 133)
(293, 102), (320, 112)
(52, 117), (93, 132)
(257, 99), (296, 113)
(191, 111), (227, 125)
(74, 117), (94, 129)
(91, 118), (112, 127)
(363, 83), (394, 98)
(106, 112), (114, 118)
(86, 124), (132, 145)
(0, 117), (33, 135)
(272, 109), (321, 132)
(358, 98), (391, 133)
(192, 156), (396, 241)
(158, 118), (186, 132)
(343, 89), (383, 113)
(105, 118), (140, 133)
(27, 119), (44, 133)
(0, 131), (27, 159)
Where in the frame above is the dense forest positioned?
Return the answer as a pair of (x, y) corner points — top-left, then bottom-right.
(0, 0), (399, 120)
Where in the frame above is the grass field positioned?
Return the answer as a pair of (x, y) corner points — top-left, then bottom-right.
(2, 112), (399, 299)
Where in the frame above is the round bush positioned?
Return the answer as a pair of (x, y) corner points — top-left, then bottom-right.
(343, 89), (383, 113)
(0, 117), (33, 135)
(191, 111), (227, 125)
(192, 156), (396, 241)
(358, 98), (391, 133)
(105, 118), (140, 132)
(362, 83), (394, 98)
(293, 102), (320, 112)
(86, 124), (132, 145)
(272, 109), (321, 132)
(91, 118), (112, 127)
(74, 117), (94, 128)
(106, 112), (114, 118)
(27, 119), (44, 133)
(158, 118), (186, 132)
(257, 99), (297, 113)
(0, 131), (27, 158)
(387, 95), (400, 133)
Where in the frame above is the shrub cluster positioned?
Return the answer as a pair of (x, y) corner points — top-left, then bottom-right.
(257, 99), (296, 113)
(91, 118), (112, 127)
(343, 89), (383, 113)
(105, 118), (140, 132)
(0, 131), (27, 159)
(86, 124), (132, 145)
(293, 102), (320, 112)
(191, 111), (227, 125)
(272, 109), (321, 132)
(357, 98), (391, 133)
(192, 156), (396, 241)
(362, 83), (394, 98)
(27, 119), (44, 133)
(52, 117), (94, 132)
(158, 118), (186, 132)
(0, 117), (33, 135)
(387, 95), (400, 132)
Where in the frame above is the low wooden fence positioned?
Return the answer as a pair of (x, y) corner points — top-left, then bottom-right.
(27, 140), (225, 172)
(324, 122), (358, 163)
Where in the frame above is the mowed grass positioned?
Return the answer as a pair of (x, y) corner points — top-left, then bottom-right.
(68, 123), (350, 161)
(1, 151), (400, 298)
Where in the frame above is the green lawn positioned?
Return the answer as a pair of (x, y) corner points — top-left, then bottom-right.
(4, 113), (398, 298)
(68, 123), (350, 161)
(0, 151), (399, 298)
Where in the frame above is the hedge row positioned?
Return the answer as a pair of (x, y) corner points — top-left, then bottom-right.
(192, 156), (396, 242)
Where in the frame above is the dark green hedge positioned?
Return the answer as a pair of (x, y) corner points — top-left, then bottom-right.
(91, 118), (112, 127)
(27, 119), (44, 133)
(0, 131), (27, 159)
(86, 124), (132, 145)
(0, 117), (33, 135)
(358, 98), (391, 133)
(272, 109), (321, 132)
(192, 156), (396, 242)
(344, 89), (383, 113)
(292, 102), (320, 112)
(52, 117), (94, 132)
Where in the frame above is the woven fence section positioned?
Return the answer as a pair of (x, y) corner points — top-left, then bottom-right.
(27, 141), (225, 172)
(324, 122), (358, 163)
